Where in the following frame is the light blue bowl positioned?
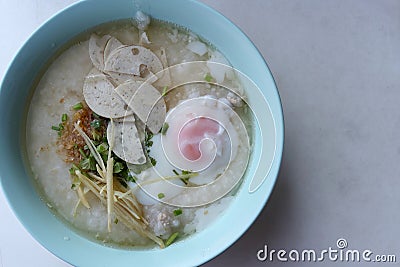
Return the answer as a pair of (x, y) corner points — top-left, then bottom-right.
(0, 0), (284, 266)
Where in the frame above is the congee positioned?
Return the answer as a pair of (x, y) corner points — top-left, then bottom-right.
(26, 12), (252, 248)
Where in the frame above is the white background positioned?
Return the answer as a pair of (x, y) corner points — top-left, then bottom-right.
(1, 1), (399, 266)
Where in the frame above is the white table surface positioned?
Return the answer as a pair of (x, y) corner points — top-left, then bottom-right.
(1, 1), (399, 266)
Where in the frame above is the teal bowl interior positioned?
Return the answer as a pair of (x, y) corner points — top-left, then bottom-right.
(0, 0), (284, 266)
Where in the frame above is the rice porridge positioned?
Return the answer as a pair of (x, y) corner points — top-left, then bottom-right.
(26, 13), (252, 248)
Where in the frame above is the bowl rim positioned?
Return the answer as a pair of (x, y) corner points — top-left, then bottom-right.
(0, 0), (284, 266)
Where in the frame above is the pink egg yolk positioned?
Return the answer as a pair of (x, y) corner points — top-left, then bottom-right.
(178, 117), (220, 161)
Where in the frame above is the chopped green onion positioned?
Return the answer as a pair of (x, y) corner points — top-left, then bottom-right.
(51, 116), (67, 136)
(181, 170), (192, 175)
(204, 73), (213, 82)
(88, 156), (96, 171)
(113, 162), (124, 173)
(145, 131), (154, 147)
(149, 156), (157, 166)
(79, 148), (87, 158)
(180, 170), (193, 185)
(79, 156), (96, 171)
(69, 164), (80, 175)
(173, 208), (182, 216)
(79, 156), (94, 170)
(79, 158), (90, 170)
(119, 167), (137, 183)
(101, 152), (108, 163)
(96, 142), (109, 154)
(114, 218), (119, 224)
(161, 122), (169, 135)
(90, 119), (101, 129)
(165, 232), (179, 247)
(171, 169), (195, 185)
(126, 175), (137, 183)
(72, 102), (83, 110)
(161, 86), (168, 96)
(158, 193), (165, 199)
(61, 114), (68, 122)
(52, 125), (63, 136)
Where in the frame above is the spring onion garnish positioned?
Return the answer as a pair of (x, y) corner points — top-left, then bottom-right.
(125, 174), (137, 183)
(62, 113), (68, 122)
(161, 86), (168, 96)
(69, 164), (80, 175)
(114, 218), (119, 224)
(51, 123), (65, 136)
(145, 131), (154, 147)
(149, 156), (157, 166)
(96, 142), (109, 154)
(181, 170), (192, 175)
(157, 193), (165, 199)
(161, 122), (169, 135)
(90, 119), (101, 129)
(79, 148), (87, 158)
(204, 73), (213, 82)
(173, 208), (182, 216)
(165, 232), (179, 247)
(72, 102), (83, 110)
(175, 170), (194, 185)
(126, 174), (137, 183)
(80, 156), (96, 171)
(172, 170), (190, 185)
(113, 162), (124, 173)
